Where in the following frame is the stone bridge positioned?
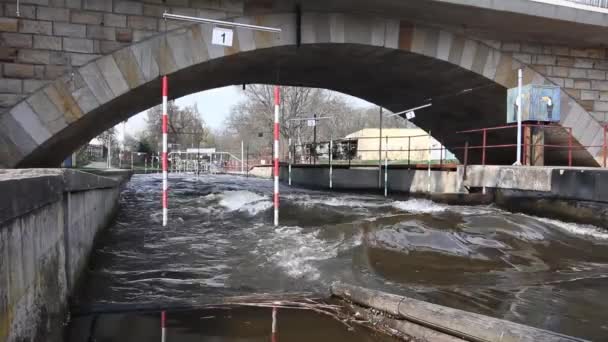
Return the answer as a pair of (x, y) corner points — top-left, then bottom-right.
(1, 0), (608, 167)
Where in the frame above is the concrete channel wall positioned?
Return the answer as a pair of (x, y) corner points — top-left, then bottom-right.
(282, 165), (608, 227)
(0, 169), (130, 342)
(280, 166), (462, 194)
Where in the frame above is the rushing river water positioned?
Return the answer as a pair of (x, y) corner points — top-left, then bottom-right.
(70, 174), (608, 341)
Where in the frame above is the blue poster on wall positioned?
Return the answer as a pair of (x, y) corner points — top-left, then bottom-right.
(507, 85), (561, 123)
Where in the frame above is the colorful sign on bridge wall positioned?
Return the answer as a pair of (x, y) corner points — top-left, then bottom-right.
(507, 85), (561, 123)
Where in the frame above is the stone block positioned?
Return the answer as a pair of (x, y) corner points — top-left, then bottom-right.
(114, 1), (143, 15)
(0, 47), (18, 63)
(221, 0), (244, 13)
(95, 55), (129, 97)
(4, 4), (37, 19)
(71, 11), (103, 25)
(130, 40), (159, 81)
(44, 65), (68, 79)
(83, 0), (112, 12)
(143, 4), (165, 17)
(78, 62), (114, 104)
(552, 46), (570, 56)
(0, 78), (22, 93)
(86, 25), (115, 40)
(592, 80), (608, 91)
(574, 58), (593, 69)
(25, 90), (67, 134)
(17, 49), (51, 64)
(132, 29), (156, 42)
(19, 20), (52, 35)
(71, 84), (99, 113)
(557, 57), (575, 67)
(594, 102), (608, 112)
(112, 47), (145, 89)
(115, 28), (133, 42)
(513, 53), (531, 64)
(128, 16), (157, 31)
(574, 80), (591, 90)
(69, 52), (100, 66)
(534, 55), (556, 65)
(580, 100), (594, 111)
(588, 70), (606, 80)
(99, 40), (126, 54)
(521, 43), (542, 54)
(0, 108), (38, 156)
(33, 35), (62, 50)
(9, 100), (52, 145)
(564, 78), (574, 88)
(600, 92), (608, 101)
(0, 94), (24, 108)
(581, 90), (599, 100)
(1, 32), (33, 48)
(37, 7), (70, 22)
(66, 0), (82, 9)
(63, 37), (94, 53)
(103, 14), (127, 28)
(54, 22), (86, 38)
(44, 81), (83, 123)
(551, 66), (568, 77)
(4, 63), (35, 78)
(571, 48), (604, 59)
(549, 77), (564, 87)
(568, 68), (586, 78)
(23, 79), (51, 93)
(0, 18), (19, 32)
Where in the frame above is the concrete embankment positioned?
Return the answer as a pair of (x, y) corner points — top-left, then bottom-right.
(281, 165), (608, 228)
(0, 169), (131, 342)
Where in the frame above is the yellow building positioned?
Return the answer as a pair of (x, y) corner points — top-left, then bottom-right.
(345, 128), (454, 162)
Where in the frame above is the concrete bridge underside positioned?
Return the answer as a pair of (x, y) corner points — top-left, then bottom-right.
(0, 12), (603, 168)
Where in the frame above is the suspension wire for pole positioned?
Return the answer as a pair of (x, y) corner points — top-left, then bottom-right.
(385, 83), (497, 118)
(162, 13), (282, 33)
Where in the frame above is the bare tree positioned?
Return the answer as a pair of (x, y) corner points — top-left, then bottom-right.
(143, 102), (211, 152)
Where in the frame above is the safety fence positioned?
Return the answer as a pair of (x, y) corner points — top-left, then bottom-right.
(287, 134), (458, 169)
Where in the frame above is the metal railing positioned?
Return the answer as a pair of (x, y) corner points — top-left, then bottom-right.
(287, 134), (457, 169)
(456, 123), (608, 167)
(565, 0), (608, 8)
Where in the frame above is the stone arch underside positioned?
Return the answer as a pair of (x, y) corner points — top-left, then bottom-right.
(0, 12), (602, 168)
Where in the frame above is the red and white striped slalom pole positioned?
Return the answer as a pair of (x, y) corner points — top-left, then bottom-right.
(161, 310), (167, 342)
(162, 76), (169, 227)
(273, 86), (280, 227)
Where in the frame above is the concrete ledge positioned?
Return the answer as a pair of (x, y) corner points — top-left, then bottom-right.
(0, 169), (121, 225)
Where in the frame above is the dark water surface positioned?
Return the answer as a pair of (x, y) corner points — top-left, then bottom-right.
(70, 174), (608, 341)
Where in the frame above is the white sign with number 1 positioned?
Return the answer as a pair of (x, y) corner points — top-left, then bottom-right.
(212, 27), (234, 47)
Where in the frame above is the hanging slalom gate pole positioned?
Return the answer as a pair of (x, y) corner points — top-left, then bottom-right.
(329, 139), (333, 189)
(515, 68), (523, 165)
(273, 86), (280, 227)
(162, 76), (169, 227)
(384, 136), (388, 197)
(288, 138), (292, 186)
(427, 131), (432, 193)
(241, 140), (244, 174)
(161, 310), (166, 342)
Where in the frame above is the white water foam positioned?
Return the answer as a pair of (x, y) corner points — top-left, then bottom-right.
(535, 217), (608, 240)
(216, 190), (273, 215)
(257, 226), (361, 281)
(392, 198), (448, 214)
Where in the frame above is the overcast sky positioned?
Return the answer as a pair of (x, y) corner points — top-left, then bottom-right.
(117, 86), (374, 141)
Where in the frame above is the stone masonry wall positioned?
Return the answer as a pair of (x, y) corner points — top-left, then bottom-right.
(488, 40), (608, 124)
(0, 0), (244, 111)
(2, 0), (608, 126)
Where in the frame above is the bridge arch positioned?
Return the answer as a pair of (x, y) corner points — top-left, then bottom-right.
(0, 12), (601, 168)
